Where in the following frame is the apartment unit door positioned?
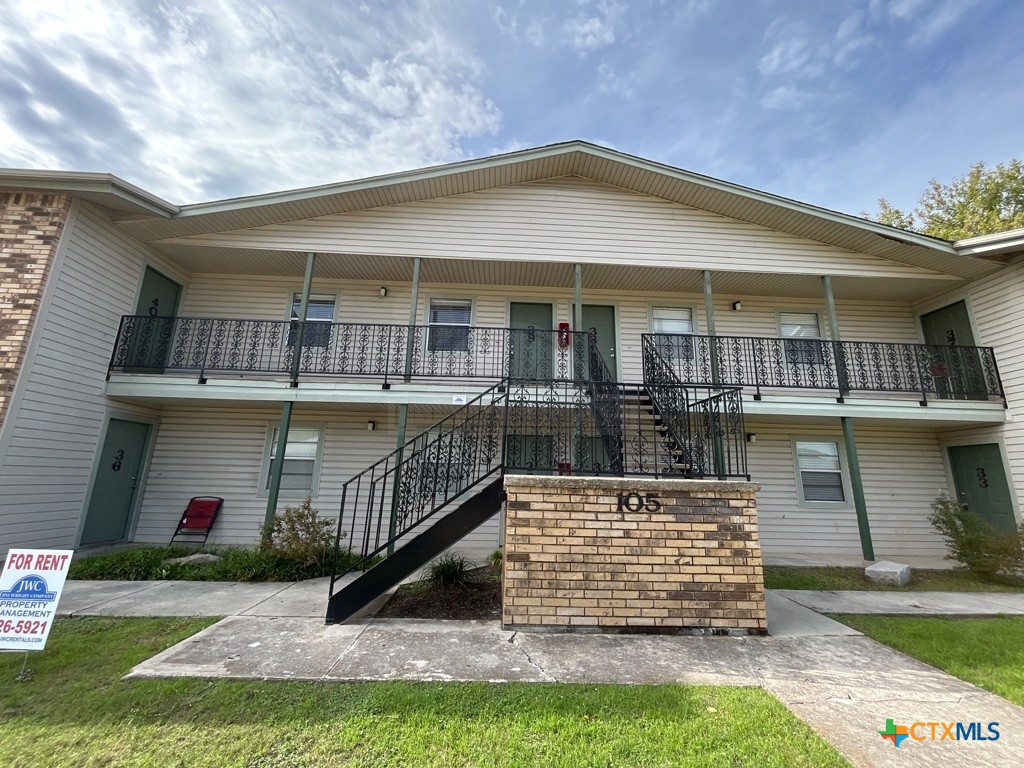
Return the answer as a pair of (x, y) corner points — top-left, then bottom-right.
(81, 419), (150, 545)
(582, 304), (617, 379)
(920, 301), (986, 399)
(509, 302), (554, 379)
(126, 266), (182, 372)
(947, 444), (1017, 533)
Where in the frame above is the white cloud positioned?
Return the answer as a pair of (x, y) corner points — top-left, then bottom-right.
(597, 63), (635, 99)
(0, 0), (501, 202)
(562, 0), (624, 53)
(760, 85), (807, 111)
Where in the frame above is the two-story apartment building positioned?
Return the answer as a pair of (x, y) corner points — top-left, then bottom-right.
(2, 141), (1022, 568)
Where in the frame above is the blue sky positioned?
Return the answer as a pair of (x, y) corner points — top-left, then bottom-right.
(0, 0), (1020, 220)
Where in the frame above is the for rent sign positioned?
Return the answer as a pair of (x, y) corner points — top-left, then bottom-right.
(0, 549), (73, 652)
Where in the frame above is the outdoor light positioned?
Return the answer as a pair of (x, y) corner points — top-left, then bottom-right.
(367, 420), (376, 431)
(746, 433), (757, 443)
(379, 286), (388, 298)
(731, 301), (742, 311)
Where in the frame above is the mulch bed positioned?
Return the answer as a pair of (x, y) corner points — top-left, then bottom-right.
(376, 566), (502, 620)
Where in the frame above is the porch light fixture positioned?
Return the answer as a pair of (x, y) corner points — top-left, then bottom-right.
(367, 420), (376, 431)
(746, 433), (757, 443)
(731, 301), (742, 311)
(379, 286), (388, 298)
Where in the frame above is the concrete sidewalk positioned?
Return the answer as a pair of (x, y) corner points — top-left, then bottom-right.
(60, 581), (1024, 767)
(776, 589), (1024, 616)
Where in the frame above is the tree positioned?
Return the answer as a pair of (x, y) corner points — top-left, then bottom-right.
(864, 159), (1024, 240)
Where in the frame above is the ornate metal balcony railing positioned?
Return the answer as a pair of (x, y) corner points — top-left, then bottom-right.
(643, 333), (1005, 405)
(108, 315), (596, 386)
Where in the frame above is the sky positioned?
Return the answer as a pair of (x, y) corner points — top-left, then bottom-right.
(0, 0), (1021, 219)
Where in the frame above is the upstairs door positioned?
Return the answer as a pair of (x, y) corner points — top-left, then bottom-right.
(947, 444), (1017, 533)
(81, 419), (150, 545)
(582, 304), (617, 380)
(126, 267), (182, 371)
(920, 301), (986, 399)
(508, 302), (554, 379)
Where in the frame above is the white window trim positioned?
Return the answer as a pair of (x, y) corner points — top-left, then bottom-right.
(258, 422), (326, 499)
(791, 437), (852, 509)
(648, 304), (698, 335)
(424, 296), (475, 354)
(284, 292), (338, 349)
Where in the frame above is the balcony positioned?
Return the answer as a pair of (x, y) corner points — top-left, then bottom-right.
(107, 315), (598, 387)
(642, 333), (1005, 406)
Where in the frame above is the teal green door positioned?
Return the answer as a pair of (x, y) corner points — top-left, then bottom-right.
(948, 444), (1017, 533)
(127, 267), (182, 371)
(920, 301), (986, 399)
(582, 304), (617, 380)
(509, 302), (554, 379)
(81, 419), (150, 545)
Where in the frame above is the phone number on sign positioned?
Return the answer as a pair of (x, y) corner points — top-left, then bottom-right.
(0, 619), (48, 635)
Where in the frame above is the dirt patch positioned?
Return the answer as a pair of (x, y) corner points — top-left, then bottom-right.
(377, 566), (502, 620)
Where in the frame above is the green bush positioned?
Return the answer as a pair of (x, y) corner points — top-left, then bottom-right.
(929, 492), (1024, 579)
(487, 547), (503, 571)
(259, 496), (338, 571)
(427, 552), (473, 588)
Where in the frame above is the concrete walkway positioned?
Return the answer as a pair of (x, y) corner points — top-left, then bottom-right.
(60, 581), (1024, 768)
(777, 589), (1024, 616)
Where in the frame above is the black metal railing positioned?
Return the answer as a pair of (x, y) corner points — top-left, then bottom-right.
(643, 333), (1005, 405)
(109, 315), (600, 386)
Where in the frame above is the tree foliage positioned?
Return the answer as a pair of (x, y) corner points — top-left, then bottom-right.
(864, 159), (1024, 240)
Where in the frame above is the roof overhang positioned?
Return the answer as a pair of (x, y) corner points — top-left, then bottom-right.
(954, 228), (1024, 260)
(0, 169), (178, 218)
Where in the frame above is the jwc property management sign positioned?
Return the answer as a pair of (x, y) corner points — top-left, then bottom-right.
(0, 550), (73, 652)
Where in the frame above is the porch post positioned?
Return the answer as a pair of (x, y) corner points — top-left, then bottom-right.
(389, 257), (422, 553)
(842, 416), (875, 561)
(822, 275), (849, 399)
(702, 270), (725, 478)
(573, 263), (583, 331)
(265, 252), (317, 535)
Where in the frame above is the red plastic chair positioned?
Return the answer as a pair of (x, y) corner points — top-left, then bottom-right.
(170, 496), (223, 546)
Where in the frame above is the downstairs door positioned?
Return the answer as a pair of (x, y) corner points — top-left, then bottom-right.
(947, 444), (1017, 533)
(81, 419), (150, 545)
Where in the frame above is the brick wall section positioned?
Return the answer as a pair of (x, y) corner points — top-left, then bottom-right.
(502, 475), (767, 635)
(0, 192), (71, 430)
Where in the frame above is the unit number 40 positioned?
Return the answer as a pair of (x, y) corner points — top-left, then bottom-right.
(616, 492), (661, 512)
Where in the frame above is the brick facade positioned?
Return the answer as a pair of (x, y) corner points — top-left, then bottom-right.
(502, 475), (767, 635)
(0, 192), (71, 430)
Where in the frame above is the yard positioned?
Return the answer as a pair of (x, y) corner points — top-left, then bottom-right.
(0, 617), (850, 767)
(836, 615), (1024, 707)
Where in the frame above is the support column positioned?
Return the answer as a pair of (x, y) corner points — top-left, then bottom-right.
(822, 275), (873, 561)
(842, 416), (875, 561)
(389, 256), (422, 554)
(266, 252), (317, 533)
(573, 263), (583, 331)
(703, 270), (725, 479)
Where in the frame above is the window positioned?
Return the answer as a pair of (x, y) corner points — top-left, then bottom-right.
(428, 299), (472, 352)
(795, 440), (846, 503)
(288, 294), (335, 348)
(652, 306), (695, 359)
(780, 311), (823, 365)
(262, 425), (324, 495)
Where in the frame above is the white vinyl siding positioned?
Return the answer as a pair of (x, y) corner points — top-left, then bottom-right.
(0, 202), (167, 552)
(262, 425), (324, 495)
(169, 178), (952, 280)
(795, 441), (845, 503)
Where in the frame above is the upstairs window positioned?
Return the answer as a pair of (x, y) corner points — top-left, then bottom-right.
(652, 306), (695, 359)
(780, 311), (823, 365)
(428, 299), (472, 352)
(289, 294), (335, 348)
(795, 440), (846, 503)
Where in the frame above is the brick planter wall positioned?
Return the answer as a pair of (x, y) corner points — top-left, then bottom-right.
(502, 475), (766, 635)
(0, 192), (71, 429)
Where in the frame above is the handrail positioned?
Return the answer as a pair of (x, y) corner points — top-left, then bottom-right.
(643, 332), (1005, 404)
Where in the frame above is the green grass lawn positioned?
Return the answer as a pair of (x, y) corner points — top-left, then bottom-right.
(836, 615), (1024, 706)
(0, 618), (850, 767)
(764, 565), (1024, 592)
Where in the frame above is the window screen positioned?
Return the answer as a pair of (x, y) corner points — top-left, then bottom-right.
(289, 294), (335, 348)
(796, 440), (845, 502)
(428, 299), (472, 352)
(266, 427), (322, 492)
(781, 312), (823, 365)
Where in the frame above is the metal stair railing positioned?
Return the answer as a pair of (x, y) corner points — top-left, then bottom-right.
(329, 382), (507, 596)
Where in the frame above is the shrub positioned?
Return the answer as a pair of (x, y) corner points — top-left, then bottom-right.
(487, 548), (503, 571)
(427, 552), (473, 588)
(259, 496), (337, 571)
(929, 492), (1024, 579)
